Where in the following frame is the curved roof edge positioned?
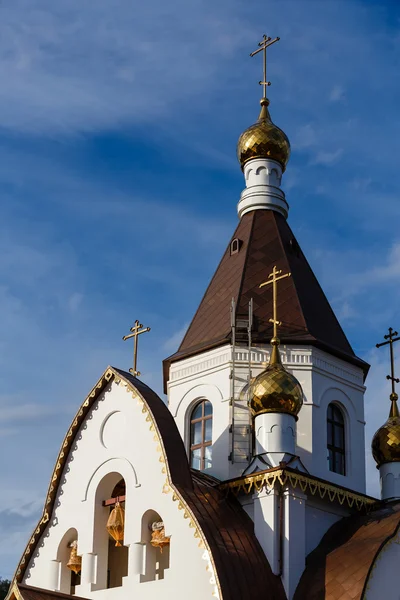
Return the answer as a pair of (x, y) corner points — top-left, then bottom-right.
(9, 367), (285, 600)
(293, 501), (400, 600)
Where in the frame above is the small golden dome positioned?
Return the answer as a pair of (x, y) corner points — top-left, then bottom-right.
(249, 338), (303, 418)
(237, 98), (290, 171)
(372, 393), (400, 467)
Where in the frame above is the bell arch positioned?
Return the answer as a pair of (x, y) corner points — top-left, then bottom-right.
(92, 472), (128, 590)
(56, 528), (81, 595)
(140, 509), (170, 582)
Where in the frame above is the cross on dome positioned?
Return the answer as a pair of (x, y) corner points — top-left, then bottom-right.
(250, 34), (280, 99)
(376, 327), (400, 407)
(259, 265), (291, 342)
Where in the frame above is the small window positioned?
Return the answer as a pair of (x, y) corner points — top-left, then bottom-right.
(327, 404), (345, 475)
(190, 400), (213, 470)
(230, 238), (241, 255)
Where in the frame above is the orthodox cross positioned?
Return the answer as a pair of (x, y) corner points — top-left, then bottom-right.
(250, 34), (280, 99)
(259, 265), (291, 339)
(122, 320), (151, 377)
(376, 327), (400, 399)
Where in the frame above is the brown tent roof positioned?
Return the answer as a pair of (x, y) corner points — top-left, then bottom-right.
(164, 210), (368, 386)
(293, 501), (400, 600)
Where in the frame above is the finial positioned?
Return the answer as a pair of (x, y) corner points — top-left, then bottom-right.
(259, 265), (291, 364)
(250, 34), (280, 100)
(122, 319), (151, 377)
(376, 327), (400, 416)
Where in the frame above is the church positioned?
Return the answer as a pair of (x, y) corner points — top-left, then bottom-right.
(6, 36), (400, 600)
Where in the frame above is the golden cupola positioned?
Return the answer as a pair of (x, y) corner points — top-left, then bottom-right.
(371, 393), (400, 467)
(237, 97), (291, 171)
(249, 337), (304, 419)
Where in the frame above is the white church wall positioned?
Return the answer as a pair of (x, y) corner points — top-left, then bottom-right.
(168, 343), (366, 493)
(364, 526), (400, 599)
(23, 379), (216, 600)
(307, 371), (366, 493)
(305, 498), (349, 556)
(168, 345), (233, 480)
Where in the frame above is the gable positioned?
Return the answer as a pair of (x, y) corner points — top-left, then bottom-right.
(12, 367), (285, 600)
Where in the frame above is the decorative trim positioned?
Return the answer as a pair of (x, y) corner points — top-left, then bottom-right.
(10, 367), (221, 599)
(170, 345), (364, 387)
(220, 468), (378, 512)
(12, 368), (114, 585)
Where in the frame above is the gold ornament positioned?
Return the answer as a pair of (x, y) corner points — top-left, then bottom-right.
(372, 328), (400, 467)
(372, 393), (400, 467)
(67, 540), (81, 574)
(106, 501), (125, 547)
(249, 266), (303, 418)
(150, 521), (170, 553)
(250, 338), (303, 418)
(237, 99), (290, 171)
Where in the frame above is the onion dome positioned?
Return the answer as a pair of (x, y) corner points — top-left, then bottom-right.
(372, 393), (400, 467)
(237, 98), (290, 171)
(249, 337), (303, 418)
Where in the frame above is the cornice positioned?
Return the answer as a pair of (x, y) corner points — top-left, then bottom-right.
(219, 467), (378, 512)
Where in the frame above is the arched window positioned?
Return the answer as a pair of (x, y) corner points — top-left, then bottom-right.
(190, 400), (212, 470)
(327, 404), (345, 475)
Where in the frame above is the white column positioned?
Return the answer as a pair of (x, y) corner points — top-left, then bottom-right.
(237, 158), (289, 219)
(282, 487), (306, 600)
(253, 488), (281, 575)
(48, 560), (60, 590)
(255, 412), (296, 457)
(380, 462), (400, 500)
(80, 553), (96, 585)
(128, 542), (146, 576)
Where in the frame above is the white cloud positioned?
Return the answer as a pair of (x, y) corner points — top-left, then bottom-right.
(311, 148), (343, 166)
(329, 84), (345, 102)
(0, 0), (251, 135)
(163, 323), (189, 353)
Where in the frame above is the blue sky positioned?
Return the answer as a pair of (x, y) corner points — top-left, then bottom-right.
(1, 0), (400, 579)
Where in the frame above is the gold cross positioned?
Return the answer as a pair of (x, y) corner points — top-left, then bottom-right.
(259, 265), (291, 339)
(376, 327), (400, 400)
(122, 320), (151, 377)
(250, 34), (280, 99)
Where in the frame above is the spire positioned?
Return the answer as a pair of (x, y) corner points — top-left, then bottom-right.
(237, 35), (290, 219)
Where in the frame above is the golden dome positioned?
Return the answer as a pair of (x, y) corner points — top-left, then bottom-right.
(237, 98), (290, 171)
(249, 338), (303, 418)
(372, 393), (400, 467)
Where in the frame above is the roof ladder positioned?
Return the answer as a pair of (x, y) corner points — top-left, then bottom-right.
(229, 298), (253, 464)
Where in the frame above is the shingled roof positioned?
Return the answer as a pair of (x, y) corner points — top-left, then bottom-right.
(164, 209), (368, 385)
(293, 501), (400, 600)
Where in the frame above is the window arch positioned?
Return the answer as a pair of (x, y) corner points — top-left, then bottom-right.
(92, 472), (128, 590)
(56, 528), (80, 595)
(189, 400), (212, 470)
(327, 403), (346, 475)
(140, 510), (170, 582)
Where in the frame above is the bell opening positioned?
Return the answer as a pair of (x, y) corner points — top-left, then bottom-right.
(140, 509), (171, 582)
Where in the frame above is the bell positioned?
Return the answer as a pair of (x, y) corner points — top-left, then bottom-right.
(106, 501), (125, 547)
(150, 521), (170, 553)
(67, 540), (82, 574)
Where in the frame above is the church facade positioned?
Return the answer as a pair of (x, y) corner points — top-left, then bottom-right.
(7, 38), (400, 600)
